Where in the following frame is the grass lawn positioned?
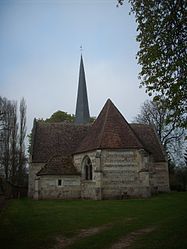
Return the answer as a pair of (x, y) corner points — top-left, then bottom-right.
(0, 192), (187, 249)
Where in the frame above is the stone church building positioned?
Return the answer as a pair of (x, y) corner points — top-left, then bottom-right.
(28, 56), (170, 200)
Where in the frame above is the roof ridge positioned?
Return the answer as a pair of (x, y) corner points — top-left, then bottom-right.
(130, 124), (148, 152)
(131, 124), (166, 162)
(151, 125), (166, 160)
(97, 99), (111, 148)
(75, 99), (145, 154)
(124, 119), (144, 148)
(107, 100), (144, 148)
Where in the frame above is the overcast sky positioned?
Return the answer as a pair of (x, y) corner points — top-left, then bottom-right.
(0, 0), (149, 134)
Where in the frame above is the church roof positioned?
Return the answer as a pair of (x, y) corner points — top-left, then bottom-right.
(75, 55), (90, 124)
(31, 122), (90, 163)
(131, 123), (166, 162)
(75, 99), (144, 153)
(37, 155), (80, 176)
(31, 100), (166, 172)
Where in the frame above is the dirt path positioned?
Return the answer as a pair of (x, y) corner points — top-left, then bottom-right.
(55, 224), (112, 249)
(54, 223), (154, 249)
(109, 227), (155, 249)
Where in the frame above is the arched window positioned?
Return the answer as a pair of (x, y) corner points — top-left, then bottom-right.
(83, 156), (93, 180)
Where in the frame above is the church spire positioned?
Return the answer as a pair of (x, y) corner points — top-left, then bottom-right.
(75, 55), (90, 124)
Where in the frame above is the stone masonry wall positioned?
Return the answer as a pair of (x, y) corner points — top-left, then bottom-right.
(74, 149), (152, 199)
(29, 151), (169, 200)
(153, 162), (170, 192)
(74, 151), (97, 199)
(101, 149), (151, 198)
(38, 175), (81, 199)
(28, 162), (45, 198)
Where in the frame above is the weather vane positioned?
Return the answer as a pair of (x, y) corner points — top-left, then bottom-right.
(80, 45), (83, 52)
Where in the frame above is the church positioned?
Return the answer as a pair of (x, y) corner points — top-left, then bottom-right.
(28, 56), (170, 200)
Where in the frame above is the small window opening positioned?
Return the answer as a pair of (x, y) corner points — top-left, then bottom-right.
(58, 179), (62, 186)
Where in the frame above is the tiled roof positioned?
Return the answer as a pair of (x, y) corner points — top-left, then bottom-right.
(37, 155), (80, 176)
(32, 122), (89, 163)
(31, 99), (166, 177)
(131, 123), (166, 162)
(75, 99), (144, 153)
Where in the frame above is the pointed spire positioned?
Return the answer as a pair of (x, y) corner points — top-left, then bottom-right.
(75, 55), (90, 124)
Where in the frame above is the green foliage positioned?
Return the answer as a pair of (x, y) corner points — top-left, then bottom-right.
(89, 116), (96, 123)
(1, 193), (187, 249)
(117, 0), (187, 128)
(45, 110), (75, 123)
(44, 110), (95, 124)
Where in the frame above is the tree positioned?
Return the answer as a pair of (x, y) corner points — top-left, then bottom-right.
(1, 98), (14, 181)
(134, 99), (185, 164)
(184, 148), (187, 167)
(18, 98), (27, 186)
(44, 110), (96, 124)
(45, 110), (75, 123)
(135, 99), (187, 190)
(89, 116), (96, 123)
(0, 96), (27, 187)
(117, 0), (187, 128)
(9, 101), (18, 185)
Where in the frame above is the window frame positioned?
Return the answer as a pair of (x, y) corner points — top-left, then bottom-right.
(82, 156), (93, 181)
(57, 179), (62, 186)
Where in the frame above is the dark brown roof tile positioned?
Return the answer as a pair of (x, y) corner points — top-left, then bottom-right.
(31, 100), (166, 169)
(37, 155), (79, 176)
(75, 99), (144, 153)
(32, 122), (89, 163)
(131, 123), (166, 162)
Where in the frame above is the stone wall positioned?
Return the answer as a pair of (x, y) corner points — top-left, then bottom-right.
(37, 175), (81, 199)
(74, 151), (96, 173)
(153, 162), (170, 192)
(74, 149), (153, 199)
(101, 149), (151, 198)
(29, 149), (169, 200)
(81, 181), (96, 199)
(74, 151), (97, 199)
(28, 162), (45, 198)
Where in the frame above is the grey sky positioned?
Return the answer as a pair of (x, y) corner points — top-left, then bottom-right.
(0, 0), (149, 134)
